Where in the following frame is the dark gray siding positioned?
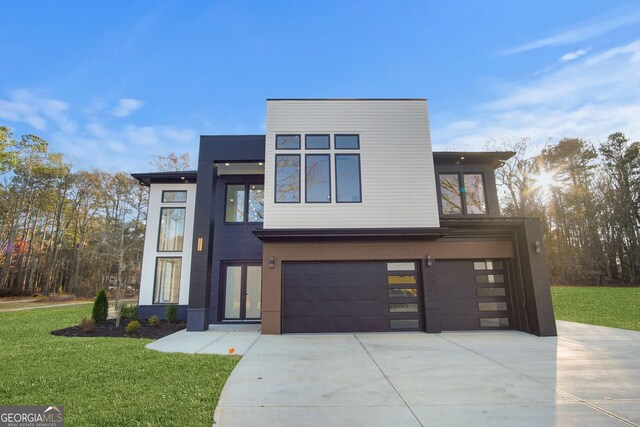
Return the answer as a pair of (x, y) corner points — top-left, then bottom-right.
(187, 135), (265, 331)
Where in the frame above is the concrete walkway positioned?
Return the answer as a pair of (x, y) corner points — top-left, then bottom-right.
(209, 321), (640, 426)
(146, 324), (261, 355)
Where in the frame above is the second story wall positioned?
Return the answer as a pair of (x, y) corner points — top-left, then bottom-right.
(264, 99), (440, 229)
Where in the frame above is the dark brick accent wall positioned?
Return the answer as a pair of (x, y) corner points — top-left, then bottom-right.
(187, 136), (265, 331)
(209, 174), (263, 323)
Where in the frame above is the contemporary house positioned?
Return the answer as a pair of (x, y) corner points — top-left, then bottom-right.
(132, 99), (557, 336)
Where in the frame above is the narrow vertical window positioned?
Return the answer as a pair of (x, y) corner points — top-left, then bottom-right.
(225, 184), (246, 222)
(439, 174), (462, 214)
(306, 155), (331, 203)
(275, 155), (301, 203)
(154, 258), (181, 304)
(248, 184), (264, 222)
(158, 208), (185, 251)
(464, 174), (486, 214)
(335, 155), (361, 202)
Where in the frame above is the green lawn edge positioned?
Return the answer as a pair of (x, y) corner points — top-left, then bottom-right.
(552, 286), (640, 331)
(0, 305), (239, 426)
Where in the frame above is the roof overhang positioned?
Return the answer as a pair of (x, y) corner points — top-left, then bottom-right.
(215, 162), (265, 176)
(433, 151), (515, 169)
(130, 171), (197, 187)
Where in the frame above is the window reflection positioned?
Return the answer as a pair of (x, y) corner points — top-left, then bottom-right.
(275, 155), (301, 202)
(306, 155), (331, 202)
(439, 174), (462, 214)
(464, 174), (486, 214)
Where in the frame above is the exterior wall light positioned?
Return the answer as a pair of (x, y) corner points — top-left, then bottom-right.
(427, 255), (433, 267)
(269, 256), (275, 269)
(534, 241), (541, 253)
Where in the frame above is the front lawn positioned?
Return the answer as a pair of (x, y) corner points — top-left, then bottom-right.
(552, 286), (640, 331)
(0, 306), (239, 426)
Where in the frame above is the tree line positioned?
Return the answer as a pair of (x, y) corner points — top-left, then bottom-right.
(1, 124), (637, 296)
(494, 132), (640, 285)
(0, 126), (154, 296)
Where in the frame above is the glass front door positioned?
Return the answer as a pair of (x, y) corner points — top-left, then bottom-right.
(222, 263), (262, 321)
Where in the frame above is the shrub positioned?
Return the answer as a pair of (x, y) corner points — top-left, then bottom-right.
(79, 317), (96, 333)
(120, 304), (139, 320)
(148, 315), (160, 327)
(92, 289), (109, 324)
(125, 320), (141, 334)
(165, 304), (178, 323)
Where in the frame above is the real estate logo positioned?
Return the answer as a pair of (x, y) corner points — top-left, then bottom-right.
(0, 406), (64, 427)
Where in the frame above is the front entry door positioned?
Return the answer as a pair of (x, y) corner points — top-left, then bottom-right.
(222, 263), (262, 321)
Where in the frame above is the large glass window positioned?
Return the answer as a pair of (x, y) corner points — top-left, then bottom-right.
(335, 134), (360, 149)
(439, 174), (462, 214)
(439, 172), (487, 215)
(276, 134), (301, 149)
(464, 174), (487, 214)
(306, 155), (331, 203)
(154, 258), (181, 304)
(162, 190), (186, 203)
(248, 185), (264, 222)
(225, 185), (246, 223)
(275, 155), (301, 203)
(305, 134), (330, 149)
(158, 208), (185, 251)
(335, 154), (361, 202)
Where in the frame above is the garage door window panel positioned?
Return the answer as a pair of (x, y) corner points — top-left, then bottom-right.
(477, 287), (506, 297)
(387, 275), (417, 285)
(389, 287), (418, 298)
(478, 302), (508, 311)
(389, 303), (418, 313)
(475, 274), (505, 284)
(480, 318), (510, 327)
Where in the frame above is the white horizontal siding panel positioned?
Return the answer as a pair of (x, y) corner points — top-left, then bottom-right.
(264, 100), (440, 229)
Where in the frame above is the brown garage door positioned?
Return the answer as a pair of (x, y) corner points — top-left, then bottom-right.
(435, 259), (512, 330)
(282, 261), (423, 333)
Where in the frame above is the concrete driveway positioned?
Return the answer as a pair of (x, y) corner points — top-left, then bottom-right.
(213, 321), (640, 426)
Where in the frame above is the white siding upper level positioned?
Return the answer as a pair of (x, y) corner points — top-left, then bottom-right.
(264, 99), (440, 229)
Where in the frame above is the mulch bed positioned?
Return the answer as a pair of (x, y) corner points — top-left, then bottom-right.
(51, 319), (186, 339)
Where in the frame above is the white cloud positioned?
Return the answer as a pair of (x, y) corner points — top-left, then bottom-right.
(559, 48), (590, 62)
(433, 39), (640, 152)
(112, 98), (144, 117)
(504, 8), (640, 55)
(0, 90), (197, 171)
(0, 90), (75, 132)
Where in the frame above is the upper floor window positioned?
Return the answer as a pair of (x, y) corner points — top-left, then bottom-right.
(275, 134), (361, 204)
(225, 184), (264, 222)
(276, 134), (301, 149)
(275, 155), (301, 203)
(158, 208), (185, 251)
(438, 173), (487, 215)
(335, 134), (359, 149)
(306, 154), (331, 203)
(335, 154), (362, 202)
(305, 134), (330, 149)
(162, 190), (187, 203)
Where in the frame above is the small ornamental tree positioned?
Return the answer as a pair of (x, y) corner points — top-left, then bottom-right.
(92, 289), (109, 324)
(165, 304), (178, 323)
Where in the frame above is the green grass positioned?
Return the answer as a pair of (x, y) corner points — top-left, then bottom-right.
(0, 306), (239, 426)
(552, 286), (640, 331)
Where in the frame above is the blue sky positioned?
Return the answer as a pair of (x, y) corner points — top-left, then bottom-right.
(1, 0), (639, 171)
